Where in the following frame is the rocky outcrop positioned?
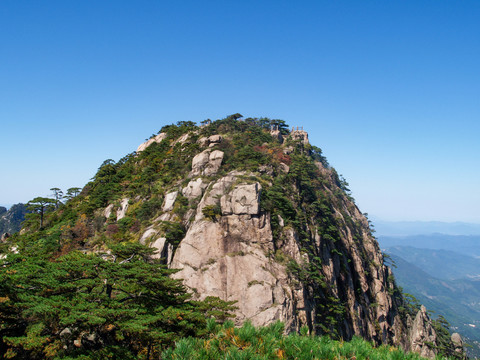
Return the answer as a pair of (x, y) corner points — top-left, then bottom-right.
(171, 173), (295, 327)
(116, 198), (129, 221)
(407, 306), (437, 358)
(136, 132), (167, 152)
(163, 191), (178, 212)
(150, 237), (174, 264)
(104, 198), (129, 221)
(198, 134), (223, 147)
(190, 149), (224, 176)
(0, 203), (27, 236)
(451, 332), (466, 358)
(0, 233), (10, 241)
(220, 183), (261, 215)
(290, 129), (309, 144)
(182, 178), (207, 200)
(128, 121), (445, 358)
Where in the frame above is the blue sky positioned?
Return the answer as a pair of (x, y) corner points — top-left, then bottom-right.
(1, 1), (479, 223)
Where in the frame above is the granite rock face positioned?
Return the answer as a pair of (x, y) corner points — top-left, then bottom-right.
(136, 132), (167, 152)
(407, 306), (437, 359)
(451, 333), (466, 358)
(220, 183), (261, 215)
(182, 178), (208, 200)
(190, 149), (224, 176)
(170, 174), (291, 327)
(128, 126), (444, 358)
(169, 169), (406, 341)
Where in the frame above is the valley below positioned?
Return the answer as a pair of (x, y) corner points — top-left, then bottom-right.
(378, 232), (480, 358)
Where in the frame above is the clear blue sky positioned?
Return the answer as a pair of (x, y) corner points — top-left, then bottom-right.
(1, 1), (479, 223)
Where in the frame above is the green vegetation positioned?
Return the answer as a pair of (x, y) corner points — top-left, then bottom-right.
(0, 114), (465, 359)
(161, 320), (449, 360)
(0, 243), (235, 359)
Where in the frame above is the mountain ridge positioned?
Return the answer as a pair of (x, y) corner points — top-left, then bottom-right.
(0, 115), (464, 359)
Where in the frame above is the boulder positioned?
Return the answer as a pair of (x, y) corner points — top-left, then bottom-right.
(408, 305), (437, 359)
(205, 150), (224, 175)
(451, 333), (465, 357)
(182, 178), (207, 199)
(191, 150), (211, 175)
(208, 134), (223, 146)
(190, 149), (224, 176)
(163, 191), (178, 212)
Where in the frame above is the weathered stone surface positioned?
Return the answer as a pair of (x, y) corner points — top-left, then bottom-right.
(408, 305), (437, 359)
(182, 178), (207, 199)
(171, 213), (294, 328)
(191, 150), (210, 176)
(205, 150), (224, 175)
(208, 134), (223, 145)
(168, 169), (415, 342)
(220, 183), (261, 215)
(136, 132), (167, 152)
(174, 133), (189, 145)
(290, 130), (309, 144)
(171, 173), (300, 329)
(116, 198), (129, 221)
(139, 227), (157, 244)
(451, 333), (465, 357)
(104, 204), (114, 219)
(279, 162), (290, 173)
(157, 129), (439, 354)
(198, 134), (223, 147)
(150, 237), (174, 264)
(190, 149), (224, 176)
(197, 137), (209, 147)
(163, 191), (178, 212)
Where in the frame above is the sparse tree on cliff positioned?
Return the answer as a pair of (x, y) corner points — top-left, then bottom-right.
(50, 187), (63, 209)
(65, 187), (81, 201)
(26, 197), (55, 228)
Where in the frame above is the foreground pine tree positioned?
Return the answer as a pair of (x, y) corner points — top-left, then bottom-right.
(0, 243), (235, 359)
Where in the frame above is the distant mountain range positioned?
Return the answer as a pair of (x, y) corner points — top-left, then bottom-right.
(373, 219), (480, 236)
(378, 234), (480, 258)
(0, 203), (27, 236)
(377, 230), (480, 358)
(385, 246), (480, 280)
(384, 251), (480, 358)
